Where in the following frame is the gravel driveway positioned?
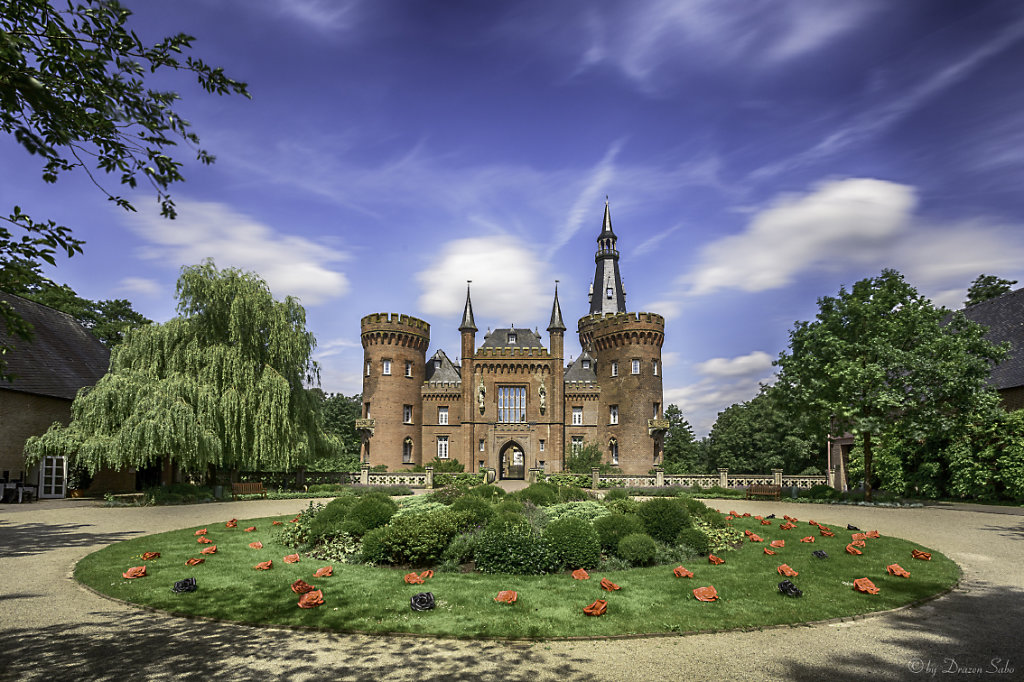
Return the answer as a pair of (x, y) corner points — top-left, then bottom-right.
(1, 498), (1021, 682)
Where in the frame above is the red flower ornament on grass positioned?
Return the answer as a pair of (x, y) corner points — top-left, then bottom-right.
(495, 590), (518, 604)
(819, 529), (835, 537)
(887, 564), (910, 578)
(291, 517), (300, 523)
(291, 580), (316, 594)
(866, 530), (881, 539)
(185, 558), (204, 567)
(249, 541), (263, 550)
(763, 548), (776, 555)
(298, 590), (324, 608)
(851, 532), (867, 541)
(845, 544), (862, 555)
(419, 570), (434, 580)
(283, 554), (300, 564)
(122, 566), (146, 579)
(693, 586), (718, 602)
(272, 521), (283, 526)
(245, 526), (256, 532)
(194, 528), (207, 536)
(254, 560), (272, 570)
(404, 572), (425, 585)
(583, 599), (607, 616)
(200, 545), (217, 555)
(808, 520), (817, 526)
(911, 549), (932, 561)
(853, 578), (879, 594)
(761, 519), (772, 526)
(600, 578), (620, 591)
(851, 540), (866, 548)
(673, 566), (693, 578)
(314, 566), (333, 578)
(572, 568), (590, 580)
(770, 540), (785, 548)
(708, 554), (724, 565)
(197, 536), (213, 544)
(225, 519), (237, 528)
(800, 536), (815, 543)
(141, 552), (160, 561)
(780, 523), (796, 530)
(748, 534), (763, 543)
(777, 564), (798, 577)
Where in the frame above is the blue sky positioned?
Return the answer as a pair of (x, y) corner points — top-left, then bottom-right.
(4, 0), (1024, 436)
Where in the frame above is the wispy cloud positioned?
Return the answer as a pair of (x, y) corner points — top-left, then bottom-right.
(554, 141), (623, 253)
(126, 199), (350, 305)
(256, 0), (362, 33)
(116, 277), (161, 297)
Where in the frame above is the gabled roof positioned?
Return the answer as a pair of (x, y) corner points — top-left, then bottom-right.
(425, 349), (461, 383)
(564, 351), (597, 383)
(955, 286), (1024, 390)
(480, 327), (545, 349)
(0, 292), (110, 400)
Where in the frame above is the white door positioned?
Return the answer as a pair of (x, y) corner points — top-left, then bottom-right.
(39, 456), (67, 498)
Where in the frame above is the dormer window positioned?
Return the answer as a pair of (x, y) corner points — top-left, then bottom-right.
(606, 287), (613, 299)
(582, 359), (590, 370)
(434, 359), (441, 369)
(508, 332), (517, 344)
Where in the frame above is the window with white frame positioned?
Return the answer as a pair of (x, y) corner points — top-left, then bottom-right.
(498, 386), (527, 423)
(571, 436), (583, 454)
(582, 359), (590, 370)
(382, 359), (392, 375)
(402, 439), (413, 463)
(507, 332), (517, 344)
(539, 439), (545, 452)
(437, 436), (449, 459)
(652, 359), (659, 376)
(571, 406), (583, 425)
(610, 405), (618, 425)
(434, 358), (441, 369)
(403, 404), (413, 424)
(610, 439), (619, 465)
(365, 360), (371, 376)
(438, 406), (448, 425)
(479, 439), (485, 452)
(405, 361), (413, 377)
(611, 361), (618, 377)
(631, 359), (640, 374)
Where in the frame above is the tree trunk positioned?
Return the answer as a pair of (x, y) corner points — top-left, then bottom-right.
(863, 431), (873, 502)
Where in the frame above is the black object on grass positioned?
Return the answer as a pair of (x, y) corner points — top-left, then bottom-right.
(812, 550), (829, 559)
(411, 592), (435, 611)
(847, 524), (861, 531)
(778, 580), (803, 597)
(172, 577), (197, 593)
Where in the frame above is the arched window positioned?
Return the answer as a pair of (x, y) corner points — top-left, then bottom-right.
(609, 438), (619, 466)
(402, 438), (413, 464)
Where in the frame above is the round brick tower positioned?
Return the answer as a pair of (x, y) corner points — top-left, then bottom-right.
(578, 311), (666, 473)
(359, 313), (430, 469)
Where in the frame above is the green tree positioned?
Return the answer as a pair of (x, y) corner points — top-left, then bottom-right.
(309, 390), (362, 471)
(964, 274), (1017, 307)
(3, 261), (150, 346)
(705, 387), (821, 474)
(661, 404), (706, 473)
(25, 261), (336, 476)
(1, 0), (249, 379)
(565, 441), (618, 473)
(775, 269), (1006, 500)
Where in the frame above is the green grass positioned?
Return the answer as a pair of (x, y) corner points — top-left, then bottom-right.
(75, 512), (959, 638)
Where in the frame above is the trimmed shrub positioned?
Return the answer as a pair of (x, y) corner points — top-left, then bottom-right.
(451, 494), (495, 527)
(805, 484), (840, 500)
(617, 532), (658, 566)
(344, 494), (397, 536)
(308, 496), (357, 541)
(676, 527), (711, 555)
(556, 485), (593, 502)
(593, 513), (645, 553)
(475, 518), (556, 575)
(603, 497), (640, 515)
(603, 488), (630, 501)
(494, 499), (525, 515)
(543, 516), (601, 570)
(279, 501), (325, 547)
(394, 497), (447, 517)
(514, 482), (559, 507)
(468, 484), (506, 500)
(637, 498), (691, 544)
(544, 501), (611, 526)
(380, 508), (468, 566)
(360, 527), (388, 564)
(487, 510), (529, 531)
(428, 484), (466, 505)
(442, 530), (480, 565)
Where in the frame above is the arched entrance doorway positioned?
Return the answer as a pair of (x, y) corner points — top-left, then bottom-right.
(499, 440), (526, 480)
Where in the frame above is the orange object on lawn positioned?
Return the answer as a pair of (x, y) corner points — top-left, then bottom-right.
(777, 564), (798, 577)
(708, 554), (724, 565)
(600, 578), (620, 591)
(742, 512), (751, 517)
(866, 530), (881, 539)
(272, 521), (283, 526)
(297, 590), (324, 608)
(583, 599), (607, 616)
(291, 517), (299, 523)
(494, 590), (518, 604)
(808, 520), (817, 526)
(197, 536), (213, 544)
(761, 519), (772, 525)
(249, 541), (263, 550)
(744, 529), (752, 536)
(225, 519), (237, 528)
(419, 570), (434, 580)
(770, 540), (785, 548)
(754, 515), (763, 520)
(851, 532), (867, 541)
(254, 560), (272, 570)
(725, 515), (733, 521)
(245, 526), (256, 532)
(185, 558), (204, 566)
(763, 548), (776, 555)
(693, 586), (718, 602)
(851, 540), (866, 547)
(194, 528), (207, 536)
(800, 536), (814, 543)
(314, 566), (333, 578)
(572, 568), (590, 580)
(122, 566), (146, 579)
(780, 523), (796, 530)
(911, 549), (932, 561)
(673, 566), (693, 578)
(853, 577), (879, 594)
(749, 534), (763, 542)
(819, 529), (835, 537)
(291, 579), (316, 594)
(284, 554), (300, 563)
(887, 563), (910, 578)
(729, 510), (740, 517)
(404, 572), (424, 585)
(845, 544), (862, 555)
(200, 545), (217, 555)
(141, 552), (160, 560)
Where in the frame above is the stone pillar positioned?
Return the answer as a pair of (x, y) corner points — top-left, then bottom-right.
(360, 463), (370, 486)
(528, 467), (543, 485)
(772, 468), (783, 487)
(591, 467), (601, 490)
(425, 466), (434, 489)
(655, 467), (664, 487)
(828, 466), (837, 490)
(718, 468), (729, 488)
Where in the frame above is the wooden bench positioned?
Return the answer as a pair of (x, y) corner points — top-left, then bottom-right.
(746, 484), (782, 501)
(231, 481), (267, 501)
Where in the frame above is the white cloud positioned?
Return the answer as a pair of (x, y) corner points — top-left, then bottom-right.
(314, 337), (362, 360)
(128, 200), (350, 305)
(694, 350), (774, 378)
(554, 141), (623, 252)
(684, 178), (916, 296)
(262, 0), (361, 32)
(116, 277), (161, 297)
(416, 236), (553, 323)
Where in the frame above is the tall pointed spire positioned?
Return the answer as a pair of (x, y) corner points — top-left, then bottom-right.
(589, 199), (627, 315)
(459, 281), (477, 331)
(548, 281), (566, 332)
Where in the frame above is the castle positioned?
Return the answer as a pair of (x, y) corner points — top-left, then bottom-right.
(358, 202), (668, 477)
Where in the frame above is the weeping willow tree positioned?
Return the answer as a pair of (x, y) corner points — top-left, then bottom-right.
(25, 260), (337, 476)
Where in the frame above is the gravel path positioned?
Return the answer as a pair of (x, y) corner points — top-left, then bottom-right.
(1, 498), (1022, 681)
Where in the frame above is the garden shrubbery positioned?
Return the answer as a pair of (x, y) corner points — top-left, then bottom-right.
(475, 518), (556, 575)
(380, 508), (469, 566)
(637, 498), (692, 543)
(450, 494), (495, 527)
(617, 532), (658, 565)
(543, 516), (601, 570)
(513, 482), (559, 507)
(593, 513), (645, 553)
(676, 527), (711, 555)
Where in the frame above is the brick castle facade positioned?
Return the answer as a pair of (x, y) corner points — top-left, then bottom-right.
(358, 202), (668, 477)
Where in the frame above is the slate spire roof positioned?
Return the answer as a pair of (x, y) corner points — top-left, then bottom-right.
(589, 199), (627, 316)
(459, 281), (477, 332)
(548, 282), (566, 332)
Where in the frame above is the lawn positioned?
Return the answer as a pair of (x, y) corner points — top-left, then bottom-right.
(74, 510), (959, 638)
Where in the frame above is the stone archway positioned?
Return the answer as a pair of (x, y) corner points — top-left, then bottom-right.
(499, 440), (526, 480)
